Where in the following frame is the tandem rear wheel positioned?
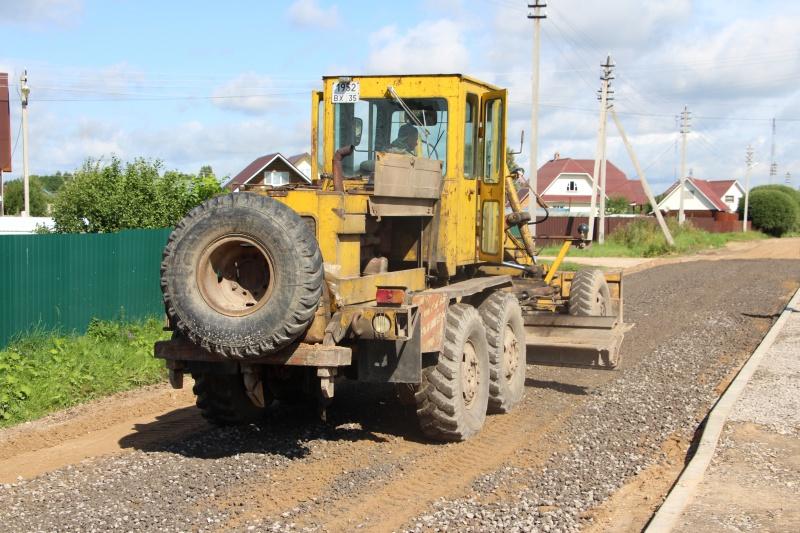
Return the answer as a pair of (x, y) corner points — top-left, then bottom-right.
(412, 290), (528, 442)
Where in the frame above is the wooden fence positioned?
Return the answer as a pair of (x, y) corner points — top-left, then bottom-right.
(533, 213), (749, 245)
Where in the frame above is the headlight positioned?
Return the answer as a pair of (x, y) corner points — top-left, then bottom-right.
(372, 314), (391, 336)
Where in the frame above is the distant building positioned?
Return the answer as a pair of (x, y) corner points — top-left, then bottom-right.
(225, 152), (312, 192)
(0, 217), (54, 234)
(657, 178), (744, 215)
(518, 154), (648, 215)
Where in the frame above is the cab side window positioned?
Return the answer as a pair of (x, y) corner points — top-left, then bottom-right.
(464, 94), (478, 179)
(482, 98), (504, 184)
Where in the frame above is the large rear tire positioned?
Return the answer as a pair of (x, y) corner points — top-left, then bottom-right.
(478, 292), (526, 414)
(161, 193), (323, 358)
(568, 269), (611, 317)
(192, 372), (269, 425)
(415, 304), (489, 442)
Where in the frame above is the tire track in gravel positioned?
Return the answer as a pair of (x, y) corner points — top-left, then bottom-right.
(397, 259), (800, 532)
(290, 397), (576, 533)
(209, 367), (596, 532)
(0, 384), (201, 483)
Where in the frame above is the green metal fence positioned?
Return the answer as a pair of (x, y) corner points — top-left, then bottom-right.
(0, 228), (172, 347)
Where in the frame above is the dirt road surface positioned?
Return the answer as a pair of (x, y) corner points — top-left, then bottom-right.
(1, 239), (798, 533)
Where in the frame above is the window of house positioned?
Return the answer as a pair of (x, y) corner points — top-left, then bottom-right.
(566, 180), (578, 192)
(264, 170), (290, 186)
(725, 195), (734, 202)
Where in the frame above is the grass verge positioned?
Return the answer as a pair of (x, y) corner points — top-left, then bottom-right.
(540, 220), (767, 258)
(0, 318), (168, 428)
(539, 260), (601, 272)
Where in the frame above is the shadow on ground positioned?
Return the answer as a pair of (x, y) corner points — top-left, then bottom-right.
(118, 381), (431, 459)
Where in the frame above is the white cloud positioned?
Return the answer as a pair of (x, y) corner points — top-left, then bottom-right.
(0, 0), (83, 26)
(15, 105), (310, 180)
(211, 73), (277, 115)
(286, 0), (340, 29)
(367, 19), (469, 73)
(639, 16), (800, 99)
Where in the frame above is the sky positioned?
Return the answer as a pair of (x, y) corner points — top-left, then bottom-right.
(1, 0), (798, 193)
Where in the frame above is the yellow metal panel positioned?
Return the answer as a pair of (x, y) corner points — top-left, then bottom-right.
(310, 90), (322, 182)
(341, 214), (366, 234)
(335, 268), (426, 305)
(336, 235), (361, 277)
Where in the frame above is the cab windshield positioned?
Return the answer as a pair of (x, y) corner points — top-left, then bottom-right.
(334, 98), (448, 177)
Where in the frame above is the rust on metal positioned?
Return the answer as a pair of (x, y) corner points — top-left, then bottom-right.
(154, 338), (352, 367)
(332, 144), (354, 192)
(196, 234), (275, 317)
(412, 292), (449, 353)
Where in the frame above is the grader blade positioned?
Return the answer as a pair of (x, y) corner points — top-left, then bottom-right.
(524, 314), (632, 370)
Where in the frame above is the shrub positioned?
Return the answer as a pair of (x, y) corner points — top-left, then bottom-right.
(50, 157), (223, 233)
(740, 189), (799, 236)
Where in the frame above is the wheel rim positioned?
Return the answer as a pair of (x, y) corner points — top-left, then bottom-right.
(502, 324), (520, 382)
(197, 235), (274, 317)
(596, 289), (609, 316)
(462, 339), (480, 408)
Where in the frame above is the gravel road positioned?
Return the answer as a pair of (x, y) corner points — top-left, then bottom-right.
(1, 258), (798, 533)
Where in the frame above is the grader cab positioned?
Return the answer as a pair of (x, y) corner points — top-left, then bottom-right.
(155, 74), (630, 441)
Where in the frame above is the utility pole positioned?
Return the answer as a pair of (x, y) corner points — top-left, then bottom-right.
(678, 105), (690, 225)
(742, 145), (753, 233)
(610, 108), (674, 246)
(588, 55), (613, 242)
(20, 70), (31, 217)
(769, 118), (777, 184)
(527, 1), (546, 237)
(598, 56), (614, 244)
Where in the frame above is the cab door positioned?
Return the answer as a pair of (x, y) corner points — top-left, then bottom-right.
(477, 90), (507, 263)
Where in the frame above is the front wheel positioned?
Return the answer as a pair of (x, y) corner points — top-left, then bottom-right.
(415, 304), (489, 441)
(568, 269), (611, 317)
(479, 292), (526, 414)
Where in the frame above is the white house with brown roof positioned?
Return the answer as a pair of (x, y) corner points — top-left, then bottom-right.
(225, 152), (312, 192)
(517, 155), (648, 215)
(657, 178), (744, 214)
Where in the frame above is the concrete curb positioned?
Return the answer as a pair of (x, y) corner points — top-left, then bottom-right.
(644, 286), (800, 533)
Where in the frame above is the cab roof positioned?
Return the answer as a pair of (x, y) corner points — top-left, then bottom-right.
(321, 73), (502, 92)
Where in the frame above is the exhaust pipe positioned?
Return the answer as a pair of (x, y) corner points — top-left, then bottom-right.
(332, 145), (354, 192)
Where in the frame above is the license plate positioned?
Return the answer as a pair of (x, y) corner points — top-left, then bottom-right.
(331, 80), (359, 104)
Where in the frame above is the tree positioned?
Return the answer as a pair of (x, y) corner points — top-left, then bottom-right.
(50, 157), (223, 233)
(605, 196), (631, 215)
(3, 177), (49, 216)
(739, 189), (798, 236)
(198, 165), (214, 179)
(506, 147), (519, 172)
(34, 171), (72, 194)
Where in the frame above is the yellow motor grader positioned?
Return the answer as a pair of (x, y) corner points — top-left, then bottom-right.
(155, 74), (629, 441)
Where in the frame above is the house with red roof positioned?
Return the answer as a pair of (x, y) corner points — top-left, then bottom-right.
(517, 154), (648, 215)
(225, 152), (312, 192)
(656, 178), (744, 215)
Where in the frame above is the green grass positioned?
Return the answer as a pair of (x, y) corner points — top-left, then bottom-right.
(540, 220), (767, 258)
(0, 318), (169, 428)
(539, 260), (602, 272)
